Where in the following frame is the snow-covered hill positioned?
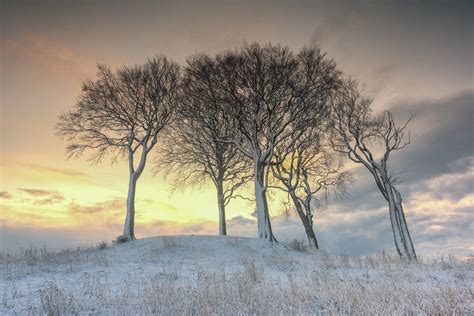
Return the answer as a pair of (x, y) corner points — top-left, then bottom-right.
(1, 235), (472, 315)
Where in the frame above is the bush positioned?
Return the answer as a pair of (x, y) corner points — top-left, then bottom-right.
(114, 235), (128, 244)
(288, 239), (307, 252)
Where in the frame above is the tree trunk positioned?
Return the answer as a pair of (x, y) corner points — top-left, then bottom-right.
(254, 159), (276, 242)
(123, 172), (137, 241)
(216, 181), (227, 236)
(381, 175), (409, 259)
(393, 188), (417, 260)
(289, 192), (319, 249)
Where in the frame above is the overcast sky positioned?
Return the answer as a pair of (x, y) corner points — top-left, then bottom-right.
(1, 0), (473, 257)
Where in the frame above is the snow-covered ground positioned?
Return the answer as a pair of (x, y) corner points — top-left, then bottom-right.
(1, 235), (472, 315)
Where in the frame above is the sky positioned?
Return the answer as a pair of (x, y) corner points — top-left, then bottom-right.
(1, 0), (473, 257)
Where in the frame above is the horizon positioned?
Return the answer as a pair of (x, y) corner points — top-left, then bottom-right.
(1, 0), (473, 257)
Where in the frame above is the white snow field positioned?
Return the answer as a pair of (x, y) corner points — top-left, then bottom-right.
(1, 235), (472, 315)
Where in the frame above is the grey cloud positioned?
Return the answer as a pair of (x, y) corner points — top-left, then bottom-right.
(315, 209), (394, 255)
(425, 162), (473, 201)
(143, 219), (216, 236)
(0, 226), (77, 250)
(330, 169), (385, 212)
(411, 208), (473, 256)
(265, 92), (474, 256)
(332, 91), (474, 213)
(228, 215), (256, 226)
(390, 91), (474, 184)
(251, 209), (395, 256)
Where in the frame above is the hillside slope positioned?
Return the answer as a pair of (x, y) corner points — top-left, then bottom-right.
(1, 235), (473, 315)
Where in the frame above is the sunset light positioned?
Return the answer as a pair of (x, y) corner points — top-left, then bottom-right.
(1, 1), (473, 314)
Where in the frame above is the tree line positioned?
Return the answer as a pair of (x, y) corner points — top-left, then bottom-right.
(56, 43), (417, 260)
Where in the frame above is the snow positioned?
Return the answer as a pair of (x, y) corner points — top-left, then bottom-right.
(1, 235), (473, 315)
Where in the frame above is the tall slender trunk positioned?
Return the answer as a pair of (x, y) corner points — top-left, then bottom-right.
(289, 192), (319, 249)
(377, 161), (417, 260)
(382, 175), (407, 259)
(393, 188), (417, 260)
(123, 172), (137, 240)
(122, 145), (147, 242)
(216, 181), (227, 236)
(254, 159), (276, 241)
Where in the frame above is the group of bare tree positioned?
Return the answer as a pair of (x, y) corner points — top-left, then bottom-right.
(56, 43), (417, 260)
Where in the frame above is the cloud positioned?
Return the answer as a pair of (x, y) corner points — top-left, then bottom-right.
(228, 215), (256, 226)
(33, 197), (65, 206)
(421, 158), (474, 201)
(262, 91), (474, 256)
(17, 188), (65, 205)
(18, 188), (58, 196)
(140, 219), (217, 236)
(389, 91), (474, 184)
(0, 192), (12, 199)
(364, 63), (397, 96)
(405, 187), (474, 256)
(23, 163), (90, 178)
(328, 91), (474, 215)
(1, 34), (94, 81)
(68, 198), (124, 215)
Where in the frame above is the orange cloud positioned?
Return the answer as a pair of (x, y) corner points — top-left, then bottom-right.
(0, 192), (13, 199)
(17, 188), (60, 196)
(23, 163), (90, 178)
(1, 34), (95, 81)
(17, 188), (65, 205)
(68, 198), (124, 215)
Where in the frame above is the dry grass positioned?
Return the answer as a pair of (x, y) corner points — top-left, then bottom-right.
(1, 237), (472, 315)
(0, 242), (110, 280)
(18, 266), (471, 315)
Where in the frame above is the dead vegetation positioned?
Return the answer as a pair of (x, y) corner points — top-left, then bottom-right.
(1, 237), (472, 315)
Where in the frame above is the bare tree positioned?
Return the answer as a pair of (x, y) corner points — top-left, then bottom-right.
(56, 57), (180, 242)
(271, 126), (352, 248)
(156, 55), (252, 236)
(210, 44), (340, 241)
(331, 80), (417, 260)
